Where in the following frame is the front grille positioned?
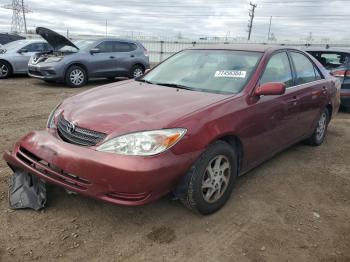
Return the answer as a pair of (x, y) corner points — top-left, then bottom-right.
(57, 114), (107, 146)
(29, 70), (43, 76)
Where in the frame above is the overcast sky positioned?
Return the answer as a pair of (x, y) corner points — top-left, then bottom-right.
(0, 0), (349, 40)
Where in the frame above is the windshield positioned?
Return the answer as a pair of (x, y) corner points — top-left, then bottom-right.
(142, 50), (262, 94)
(58, 40), (95, 52)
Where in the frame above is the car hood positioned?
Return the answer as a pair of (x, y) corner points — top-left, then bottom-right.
(36, 27), (78, 51)
(60, 80), (230, 135)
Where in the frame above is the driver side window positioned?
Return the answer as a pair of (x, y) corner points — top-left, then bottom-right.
(261, 52), (293, 88)
(24, 43), (46, 52)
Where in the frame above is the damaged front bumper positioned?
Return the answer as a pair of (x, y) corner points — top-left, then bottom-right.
(3, 131), (195, 206)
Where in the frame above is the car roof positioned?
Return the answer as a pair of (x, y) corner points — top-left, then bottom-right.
(190, 44), (295, 53)
(304, 47), (350, 53)
(93, 38), (141, 44)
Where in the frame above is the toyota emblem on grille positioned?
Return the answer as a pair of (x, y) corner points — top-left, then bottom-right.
(66, 122), (75, 133)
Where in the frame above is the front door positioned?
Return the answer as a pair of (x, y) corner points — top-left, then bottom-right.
(88, 41), (118, 78)
(242, 51), (300, 169)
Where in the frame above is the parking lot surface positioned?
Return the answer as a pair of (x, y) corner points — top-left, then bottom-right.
(0, 77), (349, 261)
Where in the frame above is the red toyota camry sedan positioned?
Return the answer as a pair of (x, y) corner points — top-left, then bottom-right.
(3, 45), (340, 214)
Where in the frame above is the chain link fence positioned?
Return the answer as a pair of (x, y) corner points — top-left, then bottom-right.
(24, 33), (350, 64)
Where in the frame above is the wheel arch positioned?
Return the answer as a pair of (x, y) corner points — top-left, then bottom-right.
(216, 134), (244, 173)
(0, 59), (13, 73)
(65, 62), (89, 78)
(326, 103), (333, 122)
(131, 62), (146, 71)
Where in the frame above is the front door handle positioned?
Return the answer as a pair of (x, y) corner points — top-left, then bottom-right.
(110, 56), (115, 59)
(130, 55), (135, 58)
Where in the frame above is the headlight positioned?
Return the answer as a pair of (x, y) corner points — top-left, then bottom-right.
(96, 129), (187, 156)
(45, 56), (63, 63)
(47, 103), (61, 128)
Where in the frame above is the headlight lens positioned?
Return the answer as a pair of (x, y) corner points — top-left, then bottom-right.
(47, 103), (61, 128)
(45, 56), (63, 63)
(96, 129), (187, 156)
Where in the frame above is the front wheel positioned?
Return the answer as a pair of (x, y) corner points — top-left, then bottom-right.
(176, 141), (237, 215)
(0, 60), (12, 79)
(305, 108), (330, 146)
(65, 65), (87, 87)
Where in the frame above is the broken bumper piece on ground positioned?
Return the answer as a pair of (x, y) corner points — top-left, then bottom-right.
(9, 170), (47, 210)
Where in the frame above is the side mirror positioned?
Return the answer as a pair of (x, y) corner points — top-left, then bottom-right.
(255, 82), (286, 96)
(90, 48), (100, 54)
(18, 48), (28, 54)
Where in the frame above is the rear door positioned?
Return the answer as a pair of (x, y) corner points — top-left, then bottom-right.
(110, 41), (138, 76)
(288, 51), (328, 137)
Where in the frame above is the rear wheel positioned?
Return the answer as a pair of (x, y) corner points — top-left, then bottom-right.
(305, 108), (330, 146)
(0, 60), (12, 79)
(177, 141), (237, 215)
(65, 65), (87, 87)
(129, 65), (144, 79)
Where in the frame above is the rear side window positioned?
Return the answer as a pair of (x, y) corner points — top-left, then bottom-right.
(113, 42), (137, 52)
(260, 52), (293, 88)
(290, 52), (318, 85)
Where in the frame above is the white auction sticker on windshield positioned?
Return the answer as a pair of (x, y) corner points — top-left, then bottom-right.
(215, 70), (247, 78)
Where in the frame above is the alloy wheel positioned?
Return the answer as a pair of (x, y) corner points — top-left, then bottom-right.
(70, 69), (84, 86)
(316, 112), (327, 141)
(133, 68), (144, 78)
(202, 155), (231, 203)
(0, 64), (9, 77)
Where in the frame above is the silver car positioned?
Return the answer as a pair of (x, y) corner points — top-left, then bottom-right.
(28, 27), (150, 87)
(0, 39), (51, 79)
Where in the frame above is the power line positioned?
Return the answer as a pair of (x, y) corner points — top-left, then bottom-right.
(247, 2), (257, 40)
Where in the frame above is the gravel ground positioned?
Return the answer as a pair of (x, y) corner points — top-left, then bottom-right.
(0, 76), (349, 262)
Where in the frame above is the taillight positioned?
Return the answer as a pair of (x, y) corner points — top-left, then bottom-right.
(331, 70), (350, 77)
(144, 49), (149, 57)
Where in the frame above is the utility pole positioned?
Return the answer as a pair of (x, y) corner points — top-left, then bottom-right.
(247, 2), (257, 41)
(2, 0), (32, 34)
(105, 20), (108, 37)
(267, 16), (272, 41)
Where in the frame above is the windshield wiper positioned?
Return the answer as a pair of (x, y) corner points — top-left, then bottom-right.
(136, 79), (154, 84)
(153, 82), (195, 91)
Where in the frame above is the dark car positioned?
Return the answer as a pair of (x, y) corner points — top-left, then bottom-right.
(306, 48), (350, 111)
(0, 33), (25, 45)
(28, 27), (150, 87)
(3, 45), (340, 214)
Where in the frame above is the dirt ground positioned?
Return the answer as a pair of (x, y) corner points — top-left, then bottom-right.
(0, 76), (349, 262)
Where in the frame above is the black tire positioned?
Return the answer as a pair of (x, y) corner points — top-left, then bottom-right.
(0, 60), (12, 79)
(129, 64), (144, 79)
(65, 65), (87, 87)
(304, 108), (330, 146)
(176, 141), (237, 215)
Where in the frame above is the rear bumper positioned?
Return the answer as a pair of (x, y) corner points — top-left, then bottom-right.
(340, 89), (350, 107)
(3, 131), (197, 206)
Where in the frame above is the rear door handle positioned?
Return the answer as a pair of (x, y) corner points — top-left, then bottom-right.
(110, 56), (115, 59)
(287, 96), (298, 105)
(130, 55), (135, 58)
